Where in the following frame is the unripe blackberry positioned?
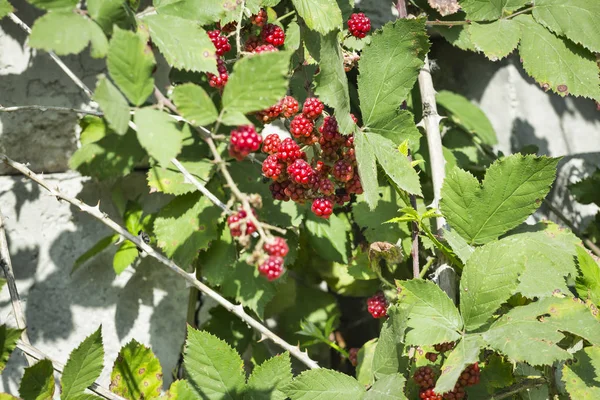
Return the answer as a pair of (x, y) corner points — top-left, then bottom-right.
(227, 209), (257, 237)
(261, 23), (285, 47)
(348, 13), (371, 39)
(258, 256), (284, 281)
(270, 180), (291, 201)
(262, 154), (285, 180)
(413, 366), (435, 389)
(287, 159), (314, 185)
(319, 116), (343, 144)
(244, 36), (261, 52)
(207, 30), (231, 56)
(315, 161), (331, 175)
(263, 236), (289, 257)
(297, 133), (318, 146)
(258, 101), (283, 122)
(207, 58), (228, 88)
(348, 348), (359, 367)
(420, 388), (443, 400)
(318, 177), (335, 196)
(219, 21), (237, 34)
(311, 197), (333, 219)
(253, 44), (279, 53)
(229, 125), (262, 160)
(281, 96), (299, 118)
(332, 160), (354, 182)
(345, 174), (363, 195)
(251, 8), (267, 27)
(425, 352), (438, 363)
(442, 384), (466, 400)
(284, 182), (308, 203)
(433, 342), (456, 353)
(302, 97), (324, 120)
(277, 138), (304, 164)
(458, 363), (480, 387)
(262, 133), (281, 155)
(367, 292), (387, 318)
(290, 114), (314, 138)
(319, 138), (341, 161)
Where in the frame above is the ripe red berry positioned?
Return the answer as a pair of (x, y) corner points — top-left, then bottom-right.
(262, 154), (285, 180)
(281, 96), (299, 118)
(367, 292), (387, 318)
(277, 138), (304, 163)
(433, 342), (456, 353)
(253, 44), (279, 53)
(270, 180), (291, 201)
(348, 13), (371, 39)
(251, 8), (267, 27)
(262, 133), (281, 155)
(229, 125), (262, 160)
(263, 236), (289, 257)
(332, 160), (354, 182)
(311, 197), (333, 219)
(287, 159), (314, 185)
(420, 388), (443, 400)
(348, 348), (359, 367)
(290, 114), (314, 138)
(345, 174), (363, 194)
(318, 177), (335, 196)
(244, 36), (261, 52)
(413, 366), (436, 389)
(207, 58), (228, 88)
(227, 209), (257, 237)
(258, 256), (284, 281)
(261, 23), (285, 47)
(302, 97), (324, 120)
(207, 30), (231, 56)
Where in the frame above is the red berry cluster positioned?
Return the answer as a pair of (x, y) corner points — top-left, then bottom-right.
(261, 23), (285, 47)
(413, 363), (480, 400)
(207, 29), (231, 56)
(433, 342), (456, 353)
(258, 237), (289, 280)
(348, 13), (371, 39)
(243, 15), (286, 54)
(254, 96), (361, 219)
(227, 208), (257, 237)
(206, 30), (231, 88)
(367, 292), (388, 318)
(207, 58), (229, 88)
(414, 366), (436, 389)
(420, 388), (443, 400)
(229, 125), (263, 160)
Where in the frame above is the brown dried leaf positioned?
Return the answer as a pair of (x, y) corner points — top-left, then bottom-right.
(428, 0), (460, 16)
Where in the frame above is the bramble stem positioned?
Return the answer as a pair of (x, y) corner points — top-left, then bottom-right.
(0, 104), (102, 116)
(486, 377), (547, 400)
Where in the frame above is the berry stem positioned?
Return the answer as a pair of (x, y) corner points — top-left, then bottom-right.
(235, 0), (246, 57)
(276, 10), (296, 22)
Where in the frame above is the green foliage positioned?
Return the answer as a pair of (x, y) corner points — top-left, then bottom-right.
(0, 325), (22, 372)
(562, 346), (600, 398)
(305, 212), (349, 264)
(245, 353), (293, 400)
(290, 0), (342, 34)
(569, 169), (600, 205)
(575, 246), (600, 305)
(0, 0), (13, 19)
(220, 261), (276, 318)
(460, 0), (529, 21)
(282, 369), (366, 399)
(93, 76), (130, 135)
(134, 108), (183, 167)
(164, 380), (197, 399)
(113, 241), (138, 274)
(364, 374), (407, 400)
(110, 340), (163, 399)
(442, 228), (473, 264)
(355, 339), (377, 386)
(440, 154), (559, 244)
(27, 0), (76, 10)
(87, 0), (132, 35)
(469, 19), (521, 60)
(434, 335), (483, 393)
(19, 359), (55, 400)
(171, 84), (218, 127)
(29, 12), (107, 58)
(354, 130), (379, 208)
(372, 305), (409, 379)
(61, 327), (104, 399)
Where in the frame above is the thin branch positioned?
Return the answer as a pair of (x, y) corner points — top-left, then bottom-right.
(485, 377), (547, 400)
(16, 340), (126, 400)
(0, 209), (35, 366)
(235, 1), (246, 57)
(426, 5), (534, 26)
(395, 0), (408, 18)
(407, 153), (420, 278)
(0, 104), (103, 116)
(544, 199), (600, 258)
(1, 154), (319, 370)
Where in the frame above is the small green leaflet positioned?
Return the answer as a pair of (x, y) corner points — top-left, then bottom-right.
(110, 340), (163, 399)
(61, 327), (104, 400)
(171, 83), (218, 126)
(0, 325), (22, 372)
(434, 335), (483, 393)
(356, 339), (377, 386)
(134, 108), (183, 167)
(147, 158), (215, 196)
(305, 212), (349, 264)
(432, 24), (476, 51)
(154, 0), (229, 25)
(201, 307), (252, 355)
(72, 234), (118, 273)
(354, 130), (379, 209)
(442, 228), (474, 264)
(87, 0), (132, 35)
(460, 0), (529, 21)
(470, 19), (520, 60)
(19, 359), (55, 400)
(28, 0), (77, 11)
(165, 379), (197, 399)
(220, 261), (276, 319)
(113, 240), (138, 274)
(107, 27), (155, 106)
(562, 346), (600, 399)
(440, 154), (559, 245)
(184, 328), (245, 400)
(364, 374), (408, 400)
(372, 305), (409, 379)
(29, 11), (108, 58)
(576, 246), (600, 306)
(93, 76), (130, 135)
(365, 110), (421, 151)
(533, 0), (600, 53)
(245, 352), (293, 400)
(290, 0), (342, 34)
(0, 0), (13, 19)
(436, 90), (497, 145)
(282, 369), (366, 399)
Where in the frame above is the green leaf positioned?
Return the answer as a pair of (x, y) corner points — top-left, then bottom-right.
(364, 374), (407, 400)
(365, 110), (421, 151)
(110, 340), (163, 399)
(353, 186), (409, 244)
(107, 27), (155, 106)
(200, 229), (237, 286)
(29, 12), (108, 57)
(440, 154), (559, 245)
(460, 0), (529, 21)
(165, 380), (197, 399)
(222, 52), (291, 117)
(432, 24), (475, 51)
(134, 108), (182, 166)
(483, 297), (600, 365)
(143, 14), (217, 74)
(153, 0), (228, 24)
(93, 76), (130, 135)
(0, 325), (22, 372)
(576, 246), (600, 305)
(87, 0), (132, 35)
(245, 353), (293, 400)
(147, 160), (215, 195)
(305, 212), (348, 264)
(113, 241), (138, 274)
(314, 31), (354, 133)
(470, 19), (520, 60)
(466, 354), (514, 398)
(202, 307), (252, 355)
(154, 191), (221, 267)
(27, 0), (76, 10)
(442, 228), (473, 264)
(19, 359), (55, 400)
(517, 14), (600, 100)
(356, 339), (377, 386)
(436, 90), (497, 145)
(290, 0), (342, 34)
(562, 346), (600, 399)
(0, 0), (14, 19)
(220, 262), (277, 319)
(184, 328), (245, 400)
(282, 369), (366, 400)
(369, 134), (422, 196)
(171, 83), (218, 126)
(533, 0), (600, 53)
(569, 169), (600, 205)
(358, 19), (429, 127)
(373, 305), (409, 379)
(61, 327), (104, 400)
(72, 235), (118, 273)
(434, 335), (483, 393)
(354, 130), (379, 209)
(399, 279), (463, 346)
